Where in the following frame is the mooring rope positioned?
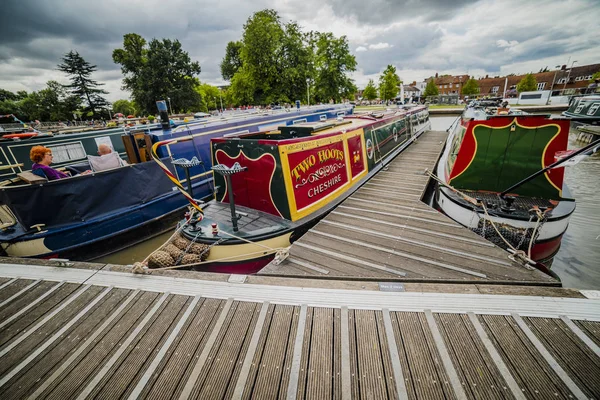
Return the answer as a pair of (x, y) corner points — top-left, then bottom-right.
(425, 169), (547, 264)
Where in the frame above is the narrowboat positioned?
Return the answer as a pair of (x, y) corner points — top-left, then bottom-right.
(145, 106), (431, 273)
(562, 95), (600, 126)
(0, 104), (354, 260)
(436, 99), (575, 265)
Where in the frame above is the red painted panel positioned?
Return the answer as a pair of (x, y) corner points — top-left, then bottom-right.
(288, 141), (349, 210)
(214, 150), (281, 217)
(347, 135), (365, 178)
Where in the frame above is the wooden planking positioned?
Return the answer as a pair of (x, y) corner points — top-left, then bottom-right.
(574, 320), (600, 348)
(0, 285), (102, 376)
(0, 279), (35, 302)
(0, 282), (78, 345)
(141, 297), (224, 399)
(91, 294), (190, 399)
(479, 315), (576, 398)
(185, 301), (261, 400)
(525, 317), (600, 398)
(0, 288), (131, 400)
(0, 281), (59, 323)
(40, 291), (160, 400)
(295, 307), (341, 400)
(0, 275), (599, 399)
(390, 312), (456, 399)
(434, 313), (515, 399)
(240, 304), (299, 400)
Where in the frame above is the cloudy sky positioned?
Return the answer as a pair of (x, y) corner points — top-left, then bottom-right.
(1, 0), (599, 102)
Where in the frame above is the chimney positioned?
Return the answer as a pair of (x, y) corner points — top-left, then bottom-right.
(435, 72), (438, 78)
(561, 65), (566, 70)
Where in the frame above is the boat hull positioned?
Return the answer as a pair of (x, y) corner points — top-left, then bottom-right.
(173, 108), (432, 273)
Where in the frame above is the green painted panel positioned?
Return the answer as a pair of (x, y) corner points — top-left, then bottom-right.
(452, 124), (560, 198)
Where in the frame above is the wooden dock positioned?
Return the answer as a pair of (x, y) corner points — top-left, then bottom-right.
(260, 130), (556, 285)
(1, 128), (598, 399)
(0, 264), (599, 399)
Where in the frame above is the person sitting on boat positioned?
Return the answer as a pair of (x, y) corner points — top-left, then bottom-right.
(29, 146), (70, 181)
(87, 144), (128, 172)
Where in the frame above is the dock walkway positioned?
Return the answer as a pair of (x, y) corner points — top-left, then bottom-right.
(260, 130), (555, 285)
(0, 264), (599, 399)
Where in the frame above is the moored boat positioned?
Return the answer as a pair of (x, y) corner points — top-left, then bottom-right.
(0, 104), (354, 259)
(562, 95), (600, 126)
(436, 99), (575, 266)
(145, 106), (431, 273)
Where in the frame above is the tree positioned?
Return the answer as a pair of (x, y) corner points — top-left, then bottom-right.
(112, 99), (137, 116)
(461, 78), (479, 97)
(423, 79), (439, 97)
(58, 51), (109, 116)
(195, 83), (222, 112)
(362, 80), (378, 101)
(590, 71), (600, 82)
(220, 41), (243, 81)
(517, 73), (537, 92)
(313, 32), (357, 103)
(378, 65), (401, 102)
(113, 33), (202, 114)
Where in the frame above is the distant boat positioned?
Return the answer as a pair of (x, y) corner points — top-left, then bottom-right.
(0, 104), (354, 260)
(562, 95), (600, 131)
(146, 106), (431, 273)
(436, 99), (575, 266)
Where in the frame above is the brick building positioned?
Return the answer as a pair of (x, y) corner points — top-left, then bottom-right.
(476, 63), (600, 97)
(422, 63), (599, 99)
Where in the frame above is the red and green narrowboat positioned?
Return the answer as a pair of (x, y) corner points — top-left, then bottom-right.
(436, 100), (575, 265)
(150, 107), (430, 273)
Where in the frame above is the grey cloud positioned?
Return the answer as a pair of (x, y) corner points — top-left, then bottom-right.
(327, 0), (478, 24)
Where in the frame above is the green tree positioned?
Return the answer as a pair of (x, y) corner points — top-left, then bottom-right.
(220, 41), (243, 81)
(195, 83), (222, 112)
(229, 66), (256, 106)
(378, 65), (401, 102)
(516, 73), (537, 92)
(423, 79), (439, 97)
(362, 79), (377, 101)
(113, 33), (202, 114)
(58, 50), (109, 116)
(112, 99), (137, 116)
(461, 78), (479, 97)
(590, 71), (600, 82)
(239, 9), (284, 104)
(314, 32), (357, 103)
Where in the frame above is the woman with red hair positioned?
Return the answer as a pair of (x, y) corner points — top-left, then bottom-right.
(29, 146), (69, 180)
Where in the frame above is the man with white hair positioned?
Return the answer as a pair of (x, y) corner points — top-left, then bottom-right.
(87, 144), (128, 172)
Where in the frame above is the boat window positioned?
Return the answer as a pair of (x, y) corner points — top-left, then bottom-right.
(320, 115), (327, 121)
(292, 118), (307, 125)
(588, 103), (600, 116)
(47, 142), (86, 163)
(575, 104), (585, 114)
(446, 125), (466, 173)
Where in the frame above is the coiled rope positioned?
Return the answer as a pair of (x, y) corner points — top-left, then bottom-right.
(425, 169), (547, 264)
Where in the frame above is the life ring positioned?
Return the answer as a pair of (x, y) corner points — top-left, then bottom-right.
(2, 133), (39, 139)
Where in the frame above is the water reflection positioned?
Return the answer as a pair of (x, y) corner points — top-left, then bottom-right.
(97, 114), (599, 289)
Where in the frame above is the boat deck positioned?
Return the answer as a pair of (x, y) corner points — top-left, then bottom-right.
(0, 265), (598, 400)
(259, 130), (556, 285)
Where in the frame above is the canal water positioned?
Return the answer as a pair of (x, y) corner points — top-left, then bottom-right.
(96, 114), (600, 289)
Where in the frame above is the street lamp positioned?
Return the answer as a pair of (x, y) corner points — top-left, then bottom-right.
(306, 78), (310, 107)
(550, 65), (562, 92)
(563, 61), (578, 92)
(167, 97), (173, 115)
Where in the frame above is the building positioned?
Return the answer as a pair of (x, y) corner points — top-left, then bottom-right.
(476, 63), (600, 97)
(424, 73), (470, 98)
